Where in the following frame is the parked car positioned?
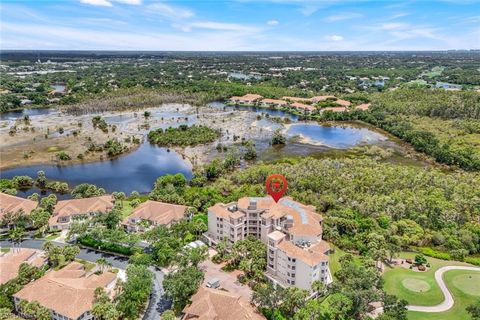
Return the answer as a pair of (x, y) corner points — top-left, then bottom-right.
(206, 278), (220, 289)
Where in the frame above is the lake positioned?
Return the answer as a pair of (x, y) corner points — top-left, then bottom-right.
(286, 123), (387, 148)
(0, 108), (56, 120)
(1, 103), (389, 196)
(0, 142), (192, 195)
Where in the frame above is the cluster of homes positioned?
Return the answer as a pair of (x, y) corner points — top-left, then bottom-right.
(229, 93), (370, 114)
(1, 192), (331, 319)
(0, 193), (187, 232)
(0, 247), (118, 320)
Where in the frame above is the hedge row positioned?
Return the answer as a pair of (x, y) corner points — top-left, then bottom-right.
(416, 247), (480, 266)
(78, 235), (134, 256)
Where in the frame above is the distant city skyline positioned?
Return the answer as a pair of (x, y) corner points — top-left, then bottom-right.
(1, 0), (479, 51)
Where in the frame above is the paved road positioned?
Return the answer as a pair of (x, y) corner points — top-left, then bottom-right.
(0, 239), (128, 269)
(0, 239), (169, 320)
(407, 266), (480, 312)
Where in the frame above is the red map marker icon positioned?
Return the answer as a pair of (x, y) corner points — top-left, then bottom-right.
(265, 174), (288, 203)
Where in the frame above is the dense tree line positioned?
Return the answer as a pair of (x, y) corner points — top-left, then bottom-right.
(147, 124), (220, 147)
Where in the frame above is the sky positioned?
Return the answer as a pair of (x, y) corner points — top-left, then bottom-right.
(1, 0), (479, 51)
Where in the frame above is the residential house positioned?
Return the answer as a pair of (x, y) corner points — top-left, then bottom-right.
(260, 98), (288, 108)
(229, 94), (263, 104)
(290, 102), (316, 114)
(310, 95), (335, 103)
(49, 195), (114, 230)
(321, 106), (347, 113)
(0, 193), (38, 226)
(182, 287), (265, 320)
(356, 103), (371, 111)
(0, 249), (46, 285)
(281, 96), (311, 103)
(205, 196), (331, 290)
(122, 200), (188, 232)
(14, 261), (117, 320)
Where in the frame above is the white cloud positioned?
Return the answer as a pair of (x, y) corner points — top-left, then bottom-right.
(79, 0), (141, 6)
(0, 21), (258, 51)
(148, 3), (194, 20)
(325, 12), (362, 22)
(267, 20), (279, 26)
(80, 0), (113, 7)
(325, 34), (344, 41)
(114, 0), (142, 4)
(174, 21), (261, 33)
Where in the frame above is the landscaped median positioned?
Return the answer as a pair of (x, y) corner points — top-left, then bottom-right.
(77, 235), (139, 256)
(383, 252), (480, 320)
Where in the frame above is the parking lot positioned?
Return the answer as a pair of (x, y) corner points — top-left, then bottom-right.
(199, 249), (253, 301)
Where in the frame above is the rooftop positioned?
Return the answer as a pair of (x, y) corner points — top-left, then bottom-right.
(49, 195), (114, 225)
(182, 287), (265, 320)
(0, 249), (46, 285)
(14, 262), (117, 319)
(123, 200), (188, 226)
(276, 239), (329, 266)
(0, 193), (38, 219)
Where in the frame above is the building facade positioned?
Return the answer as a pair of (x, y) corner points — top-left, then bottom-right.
(48, 195), (115, 230)
(205, 196), (331, 290)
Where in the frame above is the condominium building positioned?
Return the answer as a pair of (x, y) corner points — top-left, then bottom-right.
(14, 261), (117, 320)
(122, 200), (188, 232)
(0, 249), (46, 285)
(0, 193), (38, 219)
(205, 196), (331, 290)
(49, 195), (115, 230)
(182, 287), (265, 320)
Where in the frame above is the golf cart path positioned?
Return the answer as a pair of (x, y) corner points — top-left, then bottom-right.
(407, 265), (480, 312)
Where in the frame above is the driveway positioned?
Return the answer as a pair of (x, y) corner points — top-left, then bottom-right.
(199, 258), (253, 302)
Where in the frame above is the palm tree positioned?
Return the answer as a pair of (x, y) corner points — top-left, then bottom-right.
(97, 257), (108, 272)
(9, 227), (25, 253)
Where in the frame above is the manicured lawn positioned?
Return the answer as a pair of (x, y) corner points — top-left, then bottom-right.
(1, 247), (10, 253)
(407, 269), (480, 320)
(76, 259), (96, 272)
(383, 252), (471, 306)
(383, 252), (479, 320)
(328, 245), (361, 279)
(119, 200), (135, 219)
(44, 232), (60, 241)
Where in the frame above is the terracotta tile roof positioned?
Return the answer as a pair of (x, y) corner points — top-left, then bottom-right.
(290, 102), (316, 112)
(267, 230), (286, 241)
(49, 195), (114, 226)
(0, 193), (38, 218)
(261, 99), (288, 106)
(182, 287), (265, 320)
(258, 197), (323, 237)
(208, 203), (244, 220)
(0, 249), (46, 284)
(237, 197), (276, 211)
(230, 94), (263, 102)
(276, 240), (329, 266)
(281, 96), (311, 103)
(321, 107), (347, 113)
(14, 262), (117, 320)
(335, 99), (352, 107)
(123, 200), (188, 226)
(310, 95), (335, 103)
(356, 103), (370, 110)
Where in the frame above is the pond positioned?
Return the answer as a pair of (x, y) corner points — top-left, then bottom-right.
(286, 123), (387, 148)
(208, 102), (299, 121)
(0, 142), (192, 195)
(0, 108), (56, 120)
